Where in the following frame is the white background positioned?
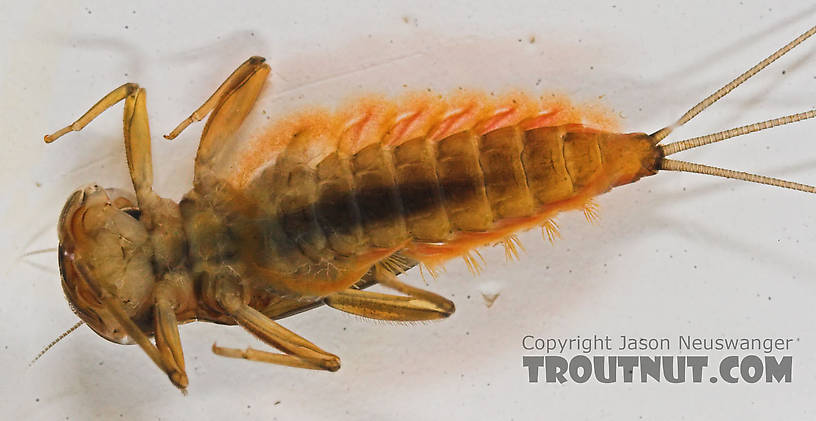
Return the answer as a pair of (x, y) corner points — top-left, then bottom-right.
(2, 1), (816, 419)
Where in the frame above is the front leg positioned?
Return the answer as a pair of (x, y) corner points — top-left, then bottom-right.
(153, 277), (196, 388)
(71, 260), (189, 390)
(44, 83), (154, 202)
(45, 85), (192, 390)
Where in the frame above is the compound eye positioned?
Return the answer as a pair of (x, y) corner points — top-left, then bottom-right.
(103, 188), (137, 210)
(121, 207), (142, 220)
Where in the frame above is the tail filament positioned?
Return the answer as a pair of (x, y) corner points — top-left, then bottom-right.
(650, 25), (816, 193)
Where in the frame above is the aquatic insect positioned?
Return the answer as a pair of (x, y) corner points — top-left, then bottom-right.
(41, 25), (815, 391)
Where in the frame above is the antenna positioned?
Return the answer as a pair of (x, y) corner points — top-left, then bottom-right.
(29, 320), (84, 366)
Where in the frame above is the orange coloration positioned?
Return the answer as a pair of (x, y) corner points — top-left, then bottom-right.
(229, 91), (619, 188)
(227, 91), (632, 277)
(227, 91), (626, 277)
(400, 175), (611, 270)
(41, 23), (815, 390)
(248, 243), (407, 297)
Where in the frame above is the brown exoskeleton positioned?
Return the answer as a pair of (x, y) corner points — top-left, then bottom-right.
(45, 25), (815, 392)
(47, 59), (452, 391)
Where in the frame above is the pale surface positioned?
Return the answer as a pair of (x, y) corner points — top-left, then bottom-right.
(2, 1), (816, 419)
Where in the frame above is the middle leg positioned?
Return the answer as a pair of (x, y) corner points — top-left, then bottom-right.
(208, 272), (340, 371)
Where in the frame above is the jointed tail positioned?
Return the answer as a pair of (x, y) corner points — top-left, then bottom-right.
(651, 25), (816, 193)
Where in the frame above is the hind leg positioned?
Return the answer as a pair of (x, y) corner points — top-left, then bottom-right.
(324, 265), (455, 321)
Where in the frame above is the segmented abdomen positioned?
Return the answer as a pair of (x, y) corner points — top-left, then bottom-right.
(248, 124), (605, 269)
(230, 91), (660, 295)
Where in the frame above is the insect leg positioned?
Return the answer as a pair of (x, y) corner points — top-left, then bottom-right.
(256, 263), (418, 320)
(323, 265), (455, 321)
(154, 281), (188, 387)
(45, 83), (138, 143)
(73, 261), (189, 390)
(195, 59), (270, 175)
(44, 84), (154, 201)
(209, 275), (340, 371)
(122, 87), (155, 200)
(164, 56), (269, 140)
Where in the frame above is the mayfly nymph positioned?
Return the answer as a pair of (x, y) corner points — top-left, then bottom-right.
(41, 26), (815, 391)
